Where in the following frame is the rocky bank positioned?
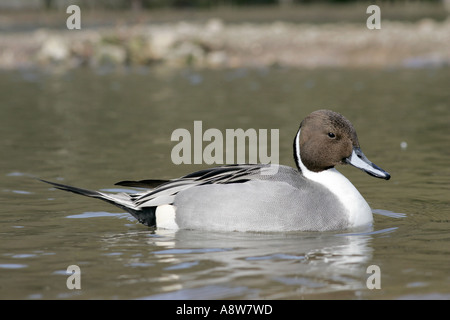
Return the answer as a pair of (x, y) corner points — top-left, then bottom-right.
(1, 17), (449, 70)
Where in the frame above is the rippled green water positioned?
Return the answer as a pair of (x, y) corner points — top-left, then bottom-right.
(1, 66), (449, 299)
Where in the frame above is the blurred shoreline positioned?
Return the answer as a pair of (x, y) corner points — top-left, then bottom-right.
(1, 4), (449, 70)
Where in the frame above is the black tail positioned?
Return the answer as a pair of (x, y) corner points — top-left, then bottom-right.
(40, 179), (156, 227)
(115, 179), (169, 188)
(40, 179), (103, 198)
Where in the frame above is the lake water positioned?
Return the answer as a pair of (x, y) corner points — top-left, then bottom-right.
(0, 66), (449, 299)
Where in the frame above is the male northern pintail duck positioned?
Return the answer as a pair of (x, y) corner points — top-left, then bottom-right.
(42, 110), (390, 232)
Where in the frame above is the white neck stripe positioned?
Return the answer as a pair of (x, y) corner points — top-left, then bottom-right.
(294, 128), (302, 171)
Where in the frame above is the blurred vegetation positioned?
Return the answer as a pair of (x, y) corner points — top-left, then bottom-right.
(39, 0), (442, 10)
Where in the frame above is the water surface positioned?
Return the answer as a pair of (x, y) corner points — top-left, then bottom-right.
(1, 66), (449, 299)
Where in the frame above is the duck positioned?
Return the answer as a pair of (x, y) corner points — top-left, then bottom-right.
(41, 110), (390, 232)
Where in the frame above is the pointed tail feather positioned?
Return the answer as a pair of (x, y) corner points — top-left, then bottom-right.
(40, 179), (156, 227)
(40, 179), (103, 198)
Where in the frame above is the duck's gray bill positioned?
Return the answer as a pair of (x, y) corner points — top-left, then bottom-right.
(345, 147), (391, 180)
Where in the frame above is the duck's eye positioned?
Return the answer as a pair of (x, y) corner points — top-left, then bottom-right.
(327, 132), (336, 139)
